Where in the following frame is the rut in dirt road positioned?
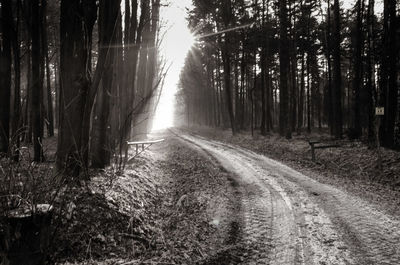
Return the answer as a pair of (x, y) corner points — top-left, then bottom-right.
(178, 133), (400, 265)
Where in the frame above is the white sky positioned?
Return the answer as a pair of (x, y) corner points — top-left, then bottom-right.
(151, 0), (194, 131)
(337, 0), (383, 15)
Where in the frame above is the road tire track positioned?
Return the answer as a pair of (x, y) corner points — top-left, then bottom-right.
(180, 133), (400, 265)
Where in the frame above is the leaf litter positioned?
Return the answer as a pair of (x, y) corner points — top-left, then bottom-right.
(54, 136), (240, 264)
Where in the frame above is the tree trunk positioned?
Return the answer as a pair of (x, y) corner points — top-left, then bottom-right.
(26, 45), (32, 144)
(326, 0), (334, 135)
(133, 0), (150, 138)
(332, 0), (343, 138)
(144, 0), (160, 133)
(298, 53), (305, 133)
(352, 0), (363, 138)
(41, 0), (54, 137)
(366, 0), (375, 143)
(290, 44), (297, 133)
(120, 0), (139, 158)
(221, 35), (236, 134)
(90, 0), (121, 168)
(279, 0), (291, 139)
(0, 0), (12, 153)
(307, 54), (311, 133)
(220, 0), (236, 135)
(260, 47), (267, 135)
(11, 0), (21, 160)
(379, 0), (397, 147)
(31, 0), (43, 161)
(57, 0), (96, 177)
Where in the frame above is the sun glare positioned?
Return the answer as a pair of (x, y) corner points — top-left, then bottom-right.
(151, 1), (194, 132)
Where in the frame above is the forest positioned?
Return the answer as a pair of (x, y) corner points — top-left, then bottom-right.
(0, 0), (168, 263)
(0, 0), (164, 174)
(1, 0), (400, 264)
(178, 0), (400, 149)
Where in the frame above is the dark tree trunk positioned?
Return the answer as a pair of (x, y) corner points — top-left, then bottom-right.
(90, 0), (121, 168)
(307, 54), (311, 133)
(298, 54), (305, 133)
(332, 0), (343, 138)
(279, 0), (291, 139)
(11, 0), (21, 160)
(25, 45), (32, 144)
(31, 0), (43, 162)
(0, 0), (12, 153)
(221, 0), (236, 135)
(120, 0), (140, 156)
(379, 0), (397, 147)
(326, 0), (334, 135)
(57, 0), (96, 177)
(221, 36), (236, 135)
(289, 0), (297, 133)
(352, 0), (363, 138)
(260, 48), (267, 135)
(290, 45), (297, 133)
(366, 0), (375, 143)
(54, 57), (60, 128)
(41, 0), (54, 137)
(234, 53), (240, 130)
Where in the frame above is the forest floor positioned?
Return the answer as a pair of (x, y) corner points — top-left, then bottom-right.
(4, 127), (400, 264)
(52, 133), (241, 264)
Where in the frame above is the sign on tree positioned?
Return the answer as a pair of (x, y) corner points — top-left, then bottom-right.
(375, 107), (384, 116)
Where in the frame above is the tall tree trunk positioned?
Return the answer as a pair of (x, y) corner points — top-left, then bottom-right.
(41, 0), (54, 137)
(385, 0), (397, 148)
(279, 0), (291, 138)
(289, 0), (297, 133)
(221, 0), (236, 135)
(234, 53), (240, 129)
(54, 57), (60, 128)
(79, 0), (104, 167)
(298, 53), (305, 133)
(0, 0), (12, 153)
(265, 53), (271, 132)
(326, 0), (334, 135)
(221, 35), (236, 134)
(290, 45), (297, 133)
(260, 47), (267, 135)
(31, 0), (43, 161)
(332, 0), (343, 138)
(366, 0), (375, 143)
(290, 51), (298, 132)
(307, 54), (311, 133)
(57, 0), (96, 177)
(26, 45), (32, 144)
(120, 0), (139, 157)
(144, 0), (160, 133)
(379, 0), (397, 147)
(12, 0), (21, 160)
(133, 0), (150, 138)
(352, 0), (363, 138)
(90, 0), (121, 168)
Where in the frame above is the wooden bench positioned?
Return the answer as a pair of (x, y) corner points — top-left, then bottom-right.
(308, 140), (340, 162)
(125, 139), (165, 161)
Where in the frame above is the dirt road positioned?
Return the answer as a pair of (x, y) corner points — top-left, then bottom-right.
(177, 133), (400, 265)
